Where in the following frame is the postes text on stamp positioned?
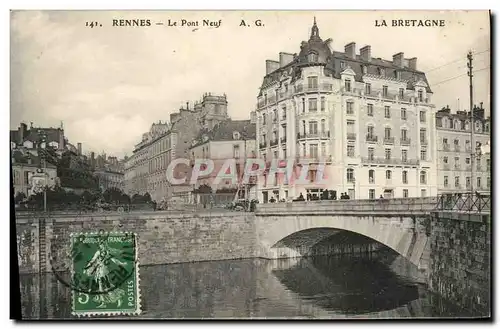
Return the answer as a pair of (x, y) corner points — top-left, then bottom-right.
(70, 231), (141, 316)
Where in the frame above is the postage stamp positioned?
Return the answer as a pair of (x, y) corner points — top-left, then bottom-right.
(69, 231), (141, 317)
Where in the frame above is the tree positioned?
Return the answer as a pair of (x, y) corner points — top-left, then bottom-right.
(131, 194), (143, 204)
(14, 191), (27, 204)
(143, 192), (151, 203)
(103, 187), (123, 204)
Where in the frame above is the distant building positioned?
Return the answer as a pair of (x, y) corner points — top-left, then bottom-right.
(189, 119), (257, 204)
(10, 122), (67, 157)
(124, 93), (230, 202)
(94, 169), (124, 192)
(11, 150), (58, 197)
(435, 103), (491, 194)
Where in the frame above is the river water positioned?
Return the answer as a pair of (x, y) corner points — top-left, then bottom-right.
(19, 252), (471, 319)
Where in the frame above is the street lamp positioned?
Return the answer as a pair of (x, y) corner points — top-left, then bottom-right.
(38, 130), (47, 212)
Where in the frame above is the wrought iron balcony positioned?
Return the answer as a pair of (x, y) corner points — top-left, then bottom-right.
(400, 138), (411, 146)
(297, 131), (330, 140)
(366, 135), (378, 143)
(384, 137), (395, 145)
(294, 83), (334, 94)
(347, 133), (356, 141)
(361, 157), (420, 166)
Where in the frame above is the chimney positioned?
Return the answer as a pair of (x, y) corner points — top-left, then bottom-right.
(265, 60), (280, 74)
(408, 57), (417, 70)
(279, 52), (294, 68)
(392, 52), (404, 67)
(345, 42), (356, 59)
(58, 129), (64, 150)
(250, 111), (256, 124)
(360, 45), (371, 62)
(18, 122), (27, 144)
(480, 101), (484, 109)
(186, 102), (189, 110)
(77, 142), (82, 155)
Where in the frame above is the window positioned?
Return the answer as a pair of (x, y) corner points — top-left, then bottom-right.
(321, 142), (326, 156)
(262, 113), (267, 125)
(379, 68), (386, 77)
(401, 129), (408, 140)
(386, 170), (392, 180)
(320, 97), (326, 111)
(362, 65), (368, 74)
(340, 61), (345, 69)
(402, 171), (408, 184)
(487, 177), (491, 188)
(455, 176), (460, 187)
(347, 145), (355, 157)
(274, 150), (278, 158)
(385, 148), (391, 160)
(418, 89), (423, 102)
(421, 149), (427, 161)
(421, 189), (427, 197)
(384, 106), (391, 118)
(384, 127), (392, 139)
(477, 177), (482, 188)
(346, 101), (354, 114)
(436, 117), (442, 127)
(365, 83), (371, 95)
(443, 156), (448, 164)
(420, 171), (427, 184)
(369, 170), (375, 184)
(382, 85), (388, 97)
(487, 159), (490, 171)
(321, 119), (326, 133)
(420, 111), (426, 123)
(273, 109), (277, 122)
(308, 53), (318, 62)
(368, 147), (375, 160)
(302, 143), (306, 157)
(345, 79), (351, 92)
(309, 121), (318, 134)
(347, 168), (354, 182)
(465, 157), (470, 165)
(402, 150), (408, 162)
(399, 88), (404, 98)
(309, 144), (318, 159)
(233, 144), (240, 158)
(367, 125), (374, 137)
(444, 176), (449, 187)
(283, 147), (287, 158)
(401, 108), (407, 120)
(367, 104), (373, 116)
(465, 140), (471, 151)
(466, 177), (471, 188)
(403, 189), (409, 198)
(347, 120), (355, 133)
(369, 189), (375, 199)
(420, 129), (426, 143)
(302, 98), (306, 113)
(309, 98), (318, 112)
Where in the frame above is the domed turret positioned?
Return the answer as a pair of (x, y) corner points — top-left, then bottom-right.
(297, 17), (332, 65)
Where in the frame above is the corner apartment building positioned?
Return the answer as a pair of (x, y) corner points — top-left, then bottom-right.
(189, 118), (257, 204)
(435, 103), (491, 194)
(256, 18), (438, 202)
(124, 93), (230, 202)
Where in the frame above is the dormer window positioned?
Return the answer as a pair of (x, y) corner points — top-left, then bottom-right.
(443, 117), (449, 128)
(418, 89), (424, 102)
(308, 53), (318, 62)
(485, 122), (490, 133)
(361, 65), (367, 74)
(233, 131), (240, 140)
(475, 121), (482, 133)
(340, 61), (346, 69)
(377, 67), (385, 77)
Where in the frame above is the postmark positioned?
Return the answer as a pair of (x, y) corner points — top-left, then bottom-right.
(66, 231), (141, 316)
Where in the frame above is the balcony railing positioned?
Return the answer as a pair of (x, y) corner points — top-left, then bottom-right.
(366, 135), (378, 143)
(361, 157), (420, 166)
(443, 144), (450, 151)
(421, 139), (428, 146)
(347, 133), (357, 141)
(297, 131), (330, 140)
(294, 83), (333, 94)
(384, 137), (395, 145)
(270, 139), (279, 147)
(400, 138), (411, 146)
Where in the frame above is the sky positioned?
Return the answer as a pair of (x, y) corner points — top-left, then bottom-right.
(10, 10), (490, 158)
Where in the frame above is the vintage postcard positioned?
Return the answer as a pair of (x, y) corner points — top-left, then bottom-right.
(12, 10), (491, 320)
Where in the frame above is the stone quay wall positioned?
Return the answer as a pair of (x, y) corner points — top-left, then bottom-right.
(16, 210), (257, 274)
(427, 211), (491, 316)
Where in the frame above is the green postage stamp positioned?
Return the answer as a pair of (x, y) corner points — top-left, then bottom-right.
(70, 231), (141, 316)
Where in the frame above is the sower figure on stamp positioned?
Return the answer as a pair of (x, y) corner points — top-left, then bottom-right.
(84, 239), (127, 308)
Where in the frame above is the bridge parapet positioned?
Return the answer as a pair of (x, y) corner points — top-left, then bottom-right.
(256, 197), (438, 216)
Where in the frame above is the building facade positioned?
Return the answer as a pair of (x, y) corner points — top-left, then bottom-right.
(189, 119), (257, 204)
(124, 93), (230, 202)
(256, 18), (438, 203)
(12, 151), (58, 198)
(436, 104), (491, 194)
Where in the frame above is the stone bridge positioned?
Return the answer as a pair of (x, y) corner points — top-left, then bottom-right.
(254, 197), (438, 271)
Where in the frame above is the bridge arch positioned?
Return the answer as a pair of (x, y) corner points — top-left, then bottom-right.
(256, 214), (428, 267)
